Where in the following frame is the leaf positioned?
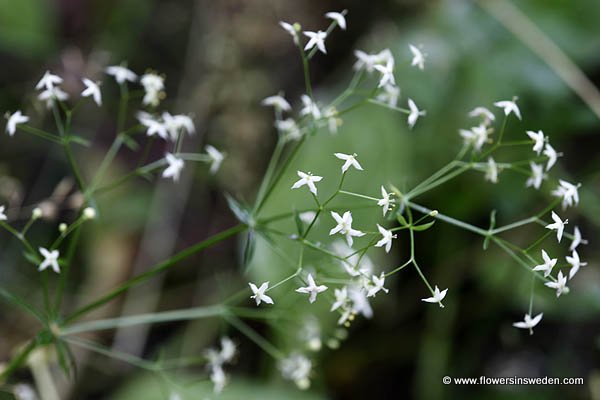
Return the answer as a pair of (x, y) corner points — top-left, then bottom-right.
(411, 220), (436, 231)
(293, 208), (304, 236)
(55, 339), (77, 379)
(23, 250), (40, 266)
(225, 193), (251, 225)
(0, 287), (45, 324)
(66, 135), (92, 147)
(121, 135), (140, 151)
(242, 230), (256, 273)
(397, 213), (409, 227)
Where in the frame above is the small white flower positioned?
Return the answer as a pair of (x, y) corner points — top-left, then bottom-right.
(409, 44), (426, 70)
(82, 207), (96, 220)
(526, 130), (546, 155)
(162, 153), (184, 182)
(484, 157), (499, 183)
(366, 272), (389, 297)
(544, 270), (569, 298)
(303, 30), (327, 54)
(137, 112), (168, 140)
(280, 21), (299, 44)
(468, 107), (495, 125)
(296, 273), (328, 303)
(376, 83), (400, 107)
(324, 107), (341, 134)
(0, 205), (7, 221)
(162, 112), (195, 140)
(291, 171), (323, 196)
(532, 249), (557, 277)
(513, 313), (543, 335)
(299, 211), (317, 225)
(353, 50), (377, 72)
(5, 111), (29, 136)
(552, 179), (580, 209)
(331, 287), (348, 311)
(374, 57), (395, 88)
(205, 145), (225, 175)
(275, 118), (302, 141)
(249, 281), (274, 306)
(566, 250), (587, 280)
(374, 224), (396, 253)
(377, 186), (393, 216)
(569, 226), (587, 252)
(35, 70), (63, 90)
(325, 11), (346, 30)
(334, 152), (363, 173)
(460, 124), (490, 151)
(407, 98), (425, 129)
(140, 73), (165, 106)
(81, 78), (102, 106)
(39, 247), (60, 273)
(262, 94), (291, 112)
(329, 211), (365, 247)
(219, 337), (237, 363)
(545, 211), (568, 243)
(38, 87), (69, 108)
(526, 162), (546, 190)
(543, 143), (559, 171)
(300, 94), (321, 119)
(279, 353), (312, 390)
(210, 364), (227, 393)
(105, 65), (137, 84)
(421, 285), (447, 308)
(493, 98), (521, 120)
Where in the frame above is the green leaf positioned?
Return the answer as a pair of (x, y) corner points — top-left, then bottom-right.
(293, 208), (304, 236)
(66, 135), (92, 147)
(242, 230), (256, 273)
(55, 339), (77, 379)
(225, 193), (251, 225)
(397, 213), (409, 227)
(121, 135), (140, 151)
(23, 250), (40, 266)
(0, 287), (45, 324)
(411, 220), (436, 231)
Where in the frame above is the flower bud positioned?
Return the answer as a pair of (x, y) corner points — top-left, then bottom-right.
(32, 207), (43, 220)
(82, 207), (96, 220)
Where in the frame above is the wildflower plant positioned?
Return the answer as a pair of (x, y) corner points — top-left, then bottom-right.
(0, 7), (590, 398)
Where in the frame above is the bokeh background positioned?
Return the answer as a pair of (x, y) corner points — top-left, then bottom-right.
(1, 0), (599, 399)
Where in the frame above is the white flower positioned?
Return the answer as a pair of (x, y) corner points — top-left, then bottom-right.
(299, 211), (317, 225)
(296, 273), (328, 303)
(0, 205), (7, 221)
(279, 21), (299, 44)
(162, 153), (184, 182)
(493, 99), (521, 120)
(421, 285), (447, 308)
(249, 281), (274, 306)
(526, 130), (546, 155)
(330, 287), (348, 311)
(407, 98), (425, 129)
(484, 157), (499, 183)
(566, 250), (587, 280)
(5, 111), (29, 136)
(162, 112), (195, 140)
(303, 30), (327, 54)
(291, 171), (323, 195)
(367, 272), (389, 297)
(334, 152), (363, 173)
(545, 211), (568, 243)
(460, 124), (490, 152)
(468, 107), (495, 125)
(36, 71), (63, 90)
(544, 270), (569, 298)
(205, 145), (225, 175)
(348, 284), (373, 319)
(325, 11), (346, 30)
(543, 143), (559, 171)
(569, 226), (587, 252)
(137, 112), (168, 140)
(105, 65), (137, 84)
(526, 162), (546, 190)
(513, 313), (543, 335)
(299, 95), (321, 119)
(376, 83), (400, 107)
(275, 118), (302, 141)
(39, 247), (60, 273)
(262, 94), (291, 112)
(279, 353), (312, 390)
(38, 87), (69, 108)
(353, 50), (378, 72)
(81, 78), (102, 106)
(375, 224), (396, 253)
(324, 107), (341, 134)
(409, 44), (426, 70)
(140, 73), (165, 106)
(377, 186), (393, 216)
(532, 249), (557, 277)
(374, 57), (395, 88)
(83, 207), (96, 220)
(210, 364), (227, 393)
(219, 337), (237, 363)
(552, 179), (580, 209)
(329, 211), (365, 247)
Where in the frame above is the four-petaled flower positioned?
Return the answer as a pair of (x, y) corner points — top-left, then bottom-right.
(334, 153), (363, 173)
(569, 226), (587, 252)
(330, 287), (348, 311)
(325, 11), (346, 30)
(366, 272), (389, 297)
(374, 58), (395, 88)
(566, 250), (587, 280)
(513, 313), (543, 335)
(545, 211), (568, 243)
(375, 224), (396, 253)
(526, 162), (546, 190)
(494, 98), (521, 120)
(206, 145), (225, 175)
(162, 153), (185, 182)
(262, 94), (291, 112)
(292, 171), (323, 195)
(36, 71), (63, 90)
(421, 285), (447, 308)
(407, 98), (425, 129)
(249, 281), (274, 306)
(532, 249), (557, 277)
(329, 211), (365, 247)
(39, 247), (60, 273)
(377, 186), (393, 216)
(81, 78), (102, 106)
(468, 107), (495, 125)
(526, 130), (546, 155)
(484, 157), (499, 183)
(5, 111), (29, 136)
(296, 273), (328, 303)
(409, 44), (426, 70)
(304, 30), (328, 54)
(543, 143), (559, 171)
(105, 65), (137, 84)
(544, 270), (568, 297)
(552, 179), (580, 209)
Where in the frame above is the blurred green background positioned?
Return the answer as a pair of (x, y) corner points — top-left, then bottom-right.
(1, 0), (599, 399)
